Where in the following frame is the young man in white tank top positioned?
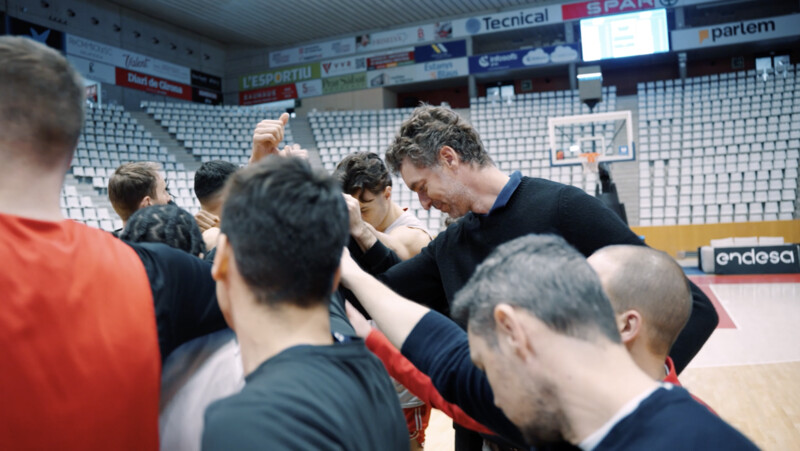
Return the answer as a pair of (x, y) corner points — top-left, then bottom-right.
(337, 152), (431, 260)
(336, 152), (432, 450)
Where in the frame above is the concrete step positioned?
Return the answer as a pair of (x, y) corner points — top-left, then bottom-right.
(288, 115), (322, 169)
(129, 110), (201, 172)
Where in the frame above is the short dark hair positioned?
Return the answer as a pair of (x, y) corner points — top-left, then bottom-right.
(592, 245), (692, 356)
(334, 152), (392, 198)
(452, 235), (621, 345)
(0, 36), (84, 166)
(108, 162), (161, 221)
(194, 160), (239, 203)
(120, 204), (206, 257)
(221, 156), (348, 307)
(385, 104), (492, 174)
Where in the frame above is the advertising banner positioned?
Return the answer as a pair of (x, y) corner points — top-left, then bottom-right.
(367, 64), (417, 87)
(239, 84), (298, 106)
(414, 40), (467, 63)
(452, 6), (561, 37)
(190, 70), (222, 91)
(713, 245), (800, 275)
(469, 44), (580, 74)
(240, 63), (320, 90)
(367, 50), (415, 70)
(270, 38), (356, 67)
(192, 87), (223, 105)
(116, 67), (192, 101)
(671, 14), (800, 51)
(296, 79), (323, 98)
(66, 34), (190, 84)
(562, 0), (720, 20)
(322, 73), (367, 95)
(8, 17), (65, 51)
(321, 55), (367, 78)
(416, 58), (469, 81)
(68, 55), (117, 85)
(356, 24), (435, 53)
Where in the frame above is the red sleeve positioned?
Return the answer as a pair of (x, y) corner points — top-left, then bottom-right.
(365, 329), (494, 436)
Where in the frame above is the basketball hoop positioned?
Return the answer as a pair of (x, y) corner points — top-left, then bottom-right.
(579, 152), (600, 174)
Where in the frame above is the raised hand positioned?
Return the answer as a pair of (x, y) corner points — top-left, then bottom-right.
(250, 113), (289, 164)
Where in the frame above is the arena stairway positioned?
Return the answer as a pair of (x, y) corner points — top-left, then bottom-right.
(286, 115), (323, 169)
(130, 111), (201, 172)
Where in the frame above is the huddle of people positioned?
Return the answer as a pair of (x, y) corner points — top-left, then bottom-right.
(1, 36), (757, 450)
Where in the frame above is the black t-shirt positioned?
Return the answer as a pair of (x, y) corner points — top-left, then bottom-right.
(202, 341), (408, 451)
(127, 241), (355, 360)
(127, 242), (226, 360)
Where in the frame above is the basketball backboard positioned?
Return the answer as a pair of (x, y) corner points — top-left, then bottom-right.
(548, 110), (635, 167)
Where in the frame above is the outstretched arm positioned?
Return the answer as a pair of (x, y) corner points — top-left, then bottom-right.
(345, 303), (493, 436)
(339, 250), (525, 446)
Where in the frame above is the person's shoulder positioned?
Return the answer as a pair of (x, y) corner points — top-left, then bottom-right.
(202, 392), (277, 450)
(605, 386), (757, 450)
(516, 176), (571, 197)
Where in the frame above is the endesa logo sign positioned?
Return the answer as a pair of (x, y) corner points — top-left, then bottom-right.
(714, 245), (800, 275)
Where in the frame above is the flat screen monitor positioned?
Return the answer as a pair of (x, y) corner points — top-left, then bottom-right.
(580, 9), (669, 62)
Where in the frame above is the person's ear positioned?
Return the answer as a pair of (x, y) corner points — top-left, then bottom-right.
(618, 309), (642, 345)
(493, 304), (530, 360)
(383, 185), (392, 201)
(211, 234), (229, 282)
(438, 146), (459, 169)
(139, 196), (152, 209)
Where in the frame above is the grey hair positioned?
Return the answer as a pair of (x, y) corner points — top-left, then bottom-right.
(452, 234), (621, 345)
(385, 104), (492, 174)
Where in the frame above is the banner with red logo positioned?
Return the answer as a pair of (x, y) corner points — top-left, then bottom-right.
(562, 0), (655, 20)
(115, 68), (192, 101)
(367, 51), (415, 70)
(321, 55), (367, 78)
(239, 84), (298, 106)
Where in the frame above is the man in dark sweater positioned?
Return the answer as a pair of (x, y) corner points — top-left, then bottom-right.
(340, 235), (757, 450)
(348, 105), (717, 375)
(201, 156), (407, 450)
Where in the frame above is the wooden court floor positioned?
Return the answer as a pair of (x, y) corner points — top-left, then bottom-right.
(423, 275), (800, 450)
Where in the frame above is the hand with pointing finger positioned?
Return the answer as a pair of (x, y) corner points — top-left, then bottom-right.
(250, 112), (289, 164)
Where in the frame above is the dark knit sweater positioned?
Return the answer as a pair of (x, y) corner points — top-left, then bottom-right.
(352, 176), (718, 372)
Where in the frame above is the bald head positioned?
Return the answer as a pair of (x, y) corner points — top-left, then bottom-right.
(588, 245), (691, 356)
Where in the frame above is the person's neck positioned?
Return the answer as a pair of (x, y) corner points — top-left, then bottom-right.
(463, 165), (510, 214)
(630, 343), (670, 381)
(235, 299), (334, 376)
(376, 202), (404, 232)
(0, 163), (65, 221)
(550, 340), (660, 444)
(201, 198), (222, 218)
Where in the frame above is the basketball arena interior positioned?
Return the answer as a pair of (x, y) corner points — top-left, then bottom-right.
(2, 0), (799, 449)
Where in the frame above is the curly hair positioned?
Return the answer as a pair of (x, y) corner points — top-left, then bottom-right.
(120, 204), (206, 257)
(334, 152), (392, 197)
(385, 104), (492, 174)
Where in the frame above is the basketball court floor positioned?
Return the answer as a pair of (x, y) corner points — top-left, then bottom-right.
(424, 270), (800, 450)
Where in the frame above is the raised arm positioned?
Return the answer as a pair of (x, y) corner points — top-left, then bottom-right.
(339, 250), (525, 446)
(344, 303), (493, 436)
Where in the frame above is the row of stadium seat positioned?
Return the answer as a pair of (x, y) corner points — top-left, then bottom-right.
(144, 102), (295, 165)
(637, 65), (798, 226)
